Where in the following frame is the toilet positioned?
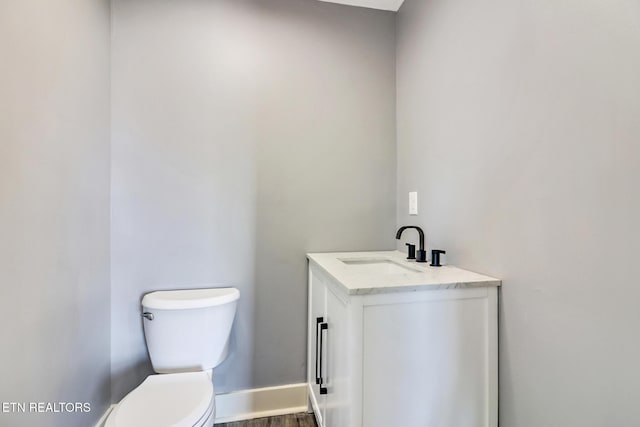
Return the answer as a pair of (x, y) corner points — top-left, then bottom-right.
(106, 287), (240, 427)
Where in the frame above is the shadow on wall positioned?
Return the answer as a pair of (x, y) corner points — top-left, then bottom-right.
(248, 0), (397, 389)
(110, 346), (154, 403)
(109, 0), (396, 402)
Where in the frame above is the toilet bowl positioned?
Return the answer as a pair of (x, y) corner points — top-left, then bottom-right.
(106, 372), (215, 427)
(106, 288), (239, 427)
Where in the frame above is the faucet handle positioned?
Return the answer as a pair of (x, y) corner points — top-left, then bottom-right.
(430, 250), (446, 267)
(405, 243), (416, 260)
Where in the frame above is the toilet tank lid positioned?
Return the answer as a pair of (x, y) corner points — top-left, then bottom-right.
(142, 288), (240, 310)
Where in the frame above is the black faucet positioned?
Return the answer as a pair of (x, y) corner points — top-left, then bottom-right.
(396, 226), (427, 263)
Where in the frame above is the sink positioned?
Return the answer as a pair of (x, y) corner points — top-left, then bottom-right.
(338, 258), (421, 275)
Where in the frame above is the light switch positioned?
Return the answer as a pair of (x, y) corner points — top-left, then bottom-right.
(409, 191), (418, 215)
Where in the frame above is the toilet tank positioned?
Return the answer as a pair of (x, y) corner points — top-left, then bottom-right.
(141, 287), (240, 374)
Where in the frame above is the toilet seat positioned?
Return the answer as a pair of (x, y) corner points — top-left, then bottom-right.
(106, 371), (214, 427)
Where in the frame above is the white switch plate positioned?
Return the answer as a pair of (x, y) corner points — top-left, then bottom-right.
(409, 191), (418, 215)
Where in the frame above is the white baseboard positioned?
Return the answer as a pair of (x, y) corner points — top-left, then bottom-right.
(214, 383), (308, 424)
(94, 404), (115, 427)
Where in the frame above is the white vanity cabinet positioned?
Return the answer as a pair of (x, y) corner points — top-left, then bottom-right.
(307, 251), (500, 427)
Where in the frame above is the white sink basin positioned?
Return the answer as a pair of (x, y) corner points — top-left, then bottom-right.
(338, 258), (421, 275)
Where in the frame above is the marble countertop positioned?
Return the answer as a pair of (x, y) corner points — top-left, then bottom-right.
(307, 250), (501, 295)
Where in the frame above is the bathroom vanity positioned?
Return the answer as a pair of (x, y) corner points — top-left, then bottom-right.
(306, 251), (500, 427)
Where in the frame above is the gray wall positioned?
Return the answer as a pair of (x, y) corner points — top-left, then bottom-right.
(111, 0), (396, 401)
(0, 0), (111, 426)
(396, 0), (640, 425)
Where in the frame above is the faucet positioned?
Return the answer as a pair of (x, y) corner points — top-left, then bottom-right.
(396, 226), (427, 263)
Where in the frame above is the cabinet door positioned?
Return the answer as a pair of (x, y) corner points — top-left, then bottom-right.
(323, 286), (350, 427)
(361, 289), (495, 427)
(308, 268), (327, 426)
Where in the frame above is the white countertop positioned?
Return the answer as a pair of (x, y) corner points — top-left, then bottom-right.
(307, 251), (501, 295)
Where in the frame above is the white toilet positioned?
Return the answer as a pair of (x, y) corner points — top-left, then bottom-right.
(106, 287), (240, 427)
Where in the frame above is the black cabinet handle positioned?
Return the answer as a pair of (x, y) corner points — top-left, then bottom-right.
(319, 322), (328, 395)
(315, 317), (323, 384)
